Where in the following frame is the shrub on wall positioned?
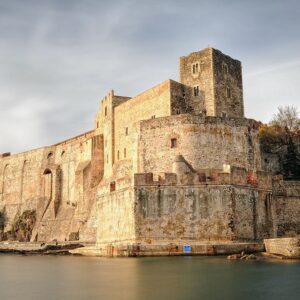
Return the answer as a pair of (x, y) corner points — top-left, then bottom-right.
(259, 124), (300, 180)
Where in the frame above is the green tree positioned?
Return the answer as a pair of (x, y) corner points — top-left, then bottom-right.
(281, 136), (300, 180)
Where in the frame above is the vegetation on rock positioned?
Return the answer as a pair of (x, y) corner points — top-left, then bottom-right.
(281, 136), (300, 180)
(0, 209), (7, 240)
(259, 105), (300, 180)
(12, 210), (37, 242)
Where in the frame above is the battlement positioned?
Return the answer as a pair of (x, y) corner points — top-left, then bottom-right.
(139, 113), (259, 129)
(134, 166), (272, 190)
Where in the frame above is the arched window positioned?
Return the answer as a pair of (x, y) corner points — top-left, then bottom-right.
(47, 152), (53, 159)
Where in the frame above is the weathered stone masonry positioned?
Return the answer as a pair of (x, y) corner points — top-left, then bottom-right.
(0, 48), (299, 252)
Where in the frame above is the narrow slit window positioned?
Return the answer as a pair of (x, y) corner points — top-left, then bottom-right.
(105, 106), (107, 116)
(110, 181), (116, 192)
(193, 86), (199, 96)
(124, 148), (127, 158)
(226, 87), (231, 98)
(125, 127), (128, 136)
(222, 63), (229, 74)
(117, 151), (120, 160)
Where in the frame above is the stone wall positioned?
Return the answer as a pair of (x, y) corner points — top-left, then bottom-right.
(133, 168), (273, 244)
(179, 48), (215, 115)
(273, 180), (300, 237)
(113, 80), (173, 173)
(138, 115), (262, 175)
(179, 48), (244, 118)
(134, 185), (274, 243)
(0, 130), (102, 242)
(96, 188), (136, 245)
(213, 49), (244, 118)
(95, 166), (274, 246)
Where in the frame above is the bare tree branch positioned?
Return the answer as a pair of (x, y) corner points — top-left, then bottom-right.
(270, 105), (299, 130)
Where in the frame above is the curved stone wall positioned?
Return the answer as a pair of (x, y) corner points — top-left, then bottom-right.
(138, 115), (262, 174)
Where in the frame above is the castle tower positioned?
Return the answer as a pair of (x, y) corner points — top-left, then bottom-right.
(179, 48), (244, 118)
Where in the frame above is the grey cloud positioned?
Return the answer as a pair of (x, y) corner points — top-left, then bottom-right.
(0, 0), (299, 153)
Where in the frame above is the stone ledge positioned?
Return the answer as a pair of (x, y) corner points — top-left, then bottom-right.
(73, 242), (264, 257)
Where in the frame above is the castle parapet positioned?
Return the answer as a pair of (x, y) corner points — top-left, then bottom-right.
(273, 177), (300, 197)
(134, 173), (177, 186)
(134, 166), (272, 189)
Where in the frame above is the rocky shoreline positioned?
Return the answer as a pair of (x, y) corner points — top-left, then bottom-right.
(0, 242), (85, 256)
(1, 239), (300, 260)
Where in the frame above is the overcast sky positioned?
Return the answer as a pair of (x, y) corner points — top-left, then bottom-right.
(0, 0), (299, 154)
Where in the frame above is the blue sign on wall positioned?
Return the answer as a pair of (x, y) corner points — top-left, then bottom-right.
(183, 244), (191, 253)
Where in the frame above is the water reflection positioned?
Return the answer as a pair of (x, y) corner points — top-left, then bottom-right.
(0, 255), (299, 300)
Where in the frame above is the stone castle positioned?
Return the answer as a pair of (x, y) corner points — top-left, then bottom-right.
(0, 48), (299, 255)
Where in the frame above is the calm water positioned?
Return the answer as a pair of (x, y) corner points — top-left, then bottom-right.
(0, 255), (299, 300)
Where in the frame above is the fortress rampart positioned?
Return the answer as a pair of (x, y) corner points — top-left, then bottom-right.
(0, 48), (299, 254)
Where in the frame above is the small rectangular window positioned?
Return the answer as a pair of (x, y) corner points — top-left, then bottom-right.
(193, 86), (199, 96)
(125, 127), (128, 135)
(171, 138), (177, 148)
(105, 106), (107, 116)
(151, 115), (156, 119)
(124, 148), (126, 158)
(176, 108), (180, 115)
